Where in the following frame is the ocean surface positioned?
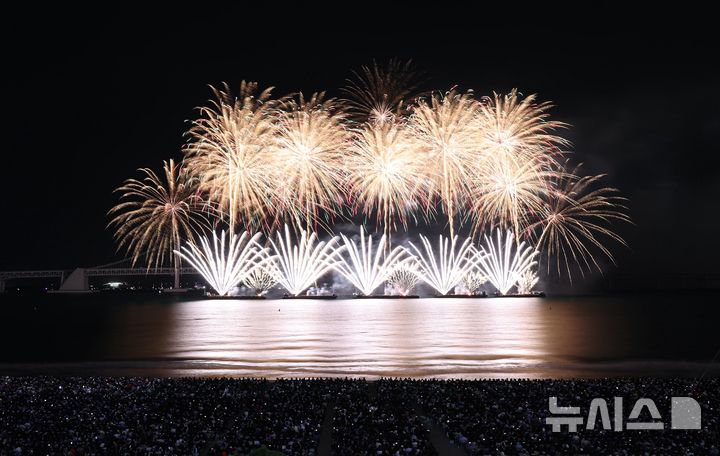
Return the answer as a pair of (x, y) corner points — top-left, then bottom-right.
(1, 293), (719, 378)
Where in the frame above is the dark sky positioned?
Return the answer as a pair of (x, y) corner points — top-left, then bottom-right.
(3, 7), (719, 287)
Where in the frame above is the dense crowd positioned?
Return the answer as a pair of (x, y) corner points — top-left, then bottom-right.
(1, 376), (718, 455)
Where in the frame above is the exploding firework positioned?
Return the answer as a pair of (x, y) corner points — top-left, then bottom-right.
(516, 269), (539, 294)
(342, 59), (422, 125)
(184, 82), (279, 230)
(243, 266), (278, 296)
(407, 90), (479, 237)
(476, 229), (539, 294)
(460, 270), (488, 295)
(108, 159), (210, 287)
(333, 227), (407, 296)
(346, 122), (429, 234)
(386, 264), (420, 296)
(175, 230), (265, 296)
(475, 89), (567, 164)
(469, 154), (553, 237)
(408, 234), (478, 295)
(273, 93), (350, 231)
(268, 224), (342, 296)
(525, 163), (631, 280)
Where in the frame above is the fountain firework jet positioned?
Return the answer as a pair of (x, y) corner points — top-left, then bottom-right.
(333, 227), (407, 296)
(408, 234), (477, 295)
(175, 230), (264, 296)
(476, 229), (538, 294)
(269, 224), (342, 296)
(516, 269), (539, 294)
(461, 271), (488, 295)
(243, 266), (278, 296)
(386, 264), (420, 296)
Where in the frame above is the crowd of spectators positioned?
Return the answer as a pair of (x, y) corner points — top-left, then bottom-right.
(1, 376), (717, 455)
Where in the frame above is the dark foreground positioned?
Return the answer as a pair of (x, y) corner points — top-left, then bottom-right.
(1, 377), (718, 456)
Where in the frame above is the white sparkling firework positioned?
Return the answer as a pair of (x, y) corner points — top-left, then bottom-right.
(408, 234), (477, 295)
(268, 224), (342, 296)
(476, 229), (538, 294)
(243, 266), (278, 296)
(461, 270), (488, 295)
(333, 227), (407, 296)
(516, 269), (539, 294)
(175, 230), (264, 296)
(386, 263), (420, 296)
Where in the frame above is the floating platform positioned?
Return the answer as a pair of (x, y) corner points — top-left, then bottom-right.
(353, 294), (420, 299)
(283, 294), (337, 300)
(494, 292), (546, 298)
(434, 292), (487, 298)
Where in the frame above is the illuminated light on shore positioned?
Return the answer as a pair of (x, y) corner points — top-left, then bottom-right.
(333, 227), (407, 296)
(176, 231), (264, 296)
(269, 224), (342, 296)
(408, 234), (477, 295)
(476, 229), (538, 295)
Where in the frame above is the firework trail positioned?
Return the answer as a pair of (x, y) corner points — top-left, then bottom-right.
(516, 269), (539, 294)
(108, 159), (210, 287)
(407, 90), (479, 238)
(342, 59), (422, 126)
(273, 93), (350, 232)
(476, 229), (538, 294)
(408, 234), (478, 295)
(175, 230), (265, 296)
(184, 82), (279, 231)
(386, 264), (420, 296)
(460, 271), (487, 295)
(333, 226), (407, 296)
(346, 122), (430, 236)
(268, 224), (342, 296)
(525, 163), (631, 280)
(244, 266), (278, 296)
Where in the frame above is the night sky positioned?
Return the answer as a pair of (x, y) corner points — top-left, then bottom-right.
(3, 7), (719, 289)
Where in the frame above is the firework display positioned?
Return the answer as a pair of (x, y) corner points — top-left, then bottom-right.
(409, 235), (478, 295)
(268, 224), (341, 296)
(175, 231), (265, 296)
(108, 159), (211, 287)
(333, 227), (407, 296)
(476, 229), (539, 295)
(110, 61), (631, 294)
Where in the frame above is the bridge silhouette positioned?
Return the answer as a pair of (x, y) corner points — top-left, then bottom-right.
(0, 262), (198, 292)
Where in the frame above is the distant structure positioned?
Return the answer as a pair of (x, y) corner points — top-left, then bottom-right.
(0, 265), (197, 292)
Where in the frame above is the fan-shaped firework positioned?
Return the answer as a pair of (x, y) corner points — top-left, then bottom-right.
(175, 230), (265, 296)
(346, 122), (429, 233)
(387, 264), (420, 296)
(333, 227), (407, 296)
(244, 266), (278, 296)
(516, 269), (539, 294)
(108, 159), (210, 281)
(525, 163), (631, 280)
(273, 93), (350, 231)
(408, 90), (479, 237)
(408, 234), (477, 295)
(476, 229), (539, 294)
(461, 271), (487, 295)
(268, 224), (342, 296)
(342, 59), (422, 125)
(184, 82), (278, 230)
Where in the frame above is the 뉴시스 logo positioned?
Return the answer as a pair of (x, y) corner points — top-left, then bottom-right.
(546, 396), (701, 432)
